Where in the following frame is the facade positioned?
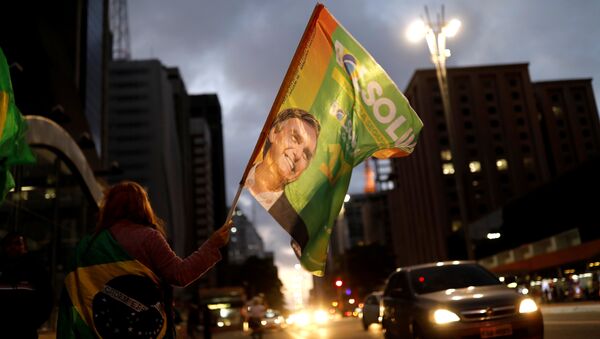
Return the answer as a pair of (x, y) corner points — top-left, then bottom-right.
(229, 209), (265, 264)
(107, 60), (187, 256)
(189, 94), (228, 285)
(342, 192), (391, 249)
(534, 79), (600, 176)
(0, 0), (110, 332)
(190, 95), (227, 226)
(387, 63), (600, 267)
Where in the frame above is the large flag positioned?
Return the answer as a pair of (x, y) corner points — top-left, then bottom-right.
(0, 47), (35, 201)
(57, 230), (171, 338)
(242, 4), (423, 276)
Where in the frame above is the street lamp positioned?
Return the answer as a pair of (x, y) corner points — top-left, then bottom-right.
(407, 6), (474, 260)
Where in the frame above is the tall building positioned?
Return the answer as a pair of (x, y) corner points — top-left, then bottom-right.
(107, 59), (187, 256)
(229, 209), (265, 264)
(0, 0), (110, 332)
(387, 63), (600, 266)
(534, 79), (600, 176)
(189, 94), (228, 286)
(190, 95), (227, 226)
(342, 193), (391, 249)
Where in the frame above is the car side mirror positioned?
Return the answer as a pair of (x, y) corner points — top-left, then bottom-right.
(390, 288), (406, 298)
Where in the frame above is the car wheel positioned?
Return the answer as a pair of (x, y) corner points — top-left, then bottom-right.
(362, 318), (369, 330)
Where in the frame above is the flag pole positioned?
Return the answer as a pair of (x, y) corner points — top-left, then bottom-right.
(225, 3), (325, 223)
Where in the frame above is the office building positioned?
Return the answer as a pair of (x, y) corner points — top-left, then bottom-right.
(107, 59), (187, 256)
(0, 0), (110, 332)
(387, 63), (600, 266)
(190, 95), (227, 226)
(229, 209), (265, 264)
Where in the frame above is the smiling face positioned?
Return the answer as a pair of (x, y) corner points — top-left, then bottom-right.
(267, 117), (318, 184)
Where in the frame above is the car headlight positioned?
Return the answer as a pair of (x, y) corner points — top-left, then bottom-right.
(433, 309), (460, 324)
(519, 298), (538, 313)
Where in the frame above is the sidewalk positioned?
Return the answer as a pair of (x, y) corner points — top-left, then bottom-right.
(540, 301), (600, 314)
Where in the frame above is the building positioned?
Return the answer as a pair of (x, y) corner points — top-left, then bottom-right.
(341, 192), (391, 250)
(107, 59), (187, 256)
(190, 95), (227, 226)
(189, 94), (229, 287)
(534, 79), (600, 176)
(387, 63), (600, 267)
(229, 209), (266, 264)
(0, 0), (110, 332)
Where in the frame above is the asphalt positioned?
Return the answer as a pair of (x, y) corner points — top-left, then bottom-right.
(37, 301), (600, 338)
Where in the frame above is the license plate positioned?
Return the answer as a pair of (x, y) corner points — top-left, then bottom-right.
(480, 324), (513, 338)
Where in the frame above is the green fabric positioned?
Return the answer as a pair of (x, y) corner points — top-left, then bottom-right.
(57, 230), (170, 339)
(0, 47), (35, 202)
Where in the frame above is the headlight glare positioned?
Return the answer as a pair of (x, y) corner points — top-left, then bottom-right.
(519, 298), (538, 313)
(433, 309), (460, 324)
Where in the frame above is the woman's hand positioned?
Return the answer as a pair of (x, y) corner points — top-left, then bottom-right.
(210, 220), (233, 248)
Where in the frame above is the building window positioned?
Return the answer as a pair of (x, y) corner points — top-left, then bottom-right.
(552, 106), (563, 117)
(523, 157), (534, 169)
(442, 163), (455, 175)
(440, 149), (452, 161)
(496, 159), (509, 171)
(469, 161), (481, 173)
(451, 220), (462, 232)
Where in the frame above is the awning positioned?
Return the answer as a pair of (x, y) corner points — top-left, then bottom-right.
(490, 238), (600, 275)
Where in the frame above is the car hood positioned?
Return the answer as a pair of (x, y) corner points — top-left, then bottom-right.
(418, 285), (521, 308)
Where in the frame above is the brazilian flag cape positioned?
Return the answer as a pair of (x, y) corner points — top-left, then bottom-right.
(0, 47), (35, 202)
(57, 230), (171, 339)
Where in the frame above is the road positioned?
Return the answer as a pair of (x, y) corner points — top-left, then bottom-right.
(213, 303), (600, 339)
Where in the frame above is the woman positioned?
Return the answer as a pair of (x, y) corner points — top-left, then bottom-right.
(58, 181), (231, 338)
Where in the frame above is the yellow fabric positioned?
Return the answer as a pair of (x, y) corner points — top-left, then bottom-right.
(64, 260), (167, 338)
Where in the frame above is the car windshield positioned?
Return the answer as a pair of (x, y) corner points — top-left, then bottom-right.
(264, 310), (279, 318)
(409, 264), (501, 294)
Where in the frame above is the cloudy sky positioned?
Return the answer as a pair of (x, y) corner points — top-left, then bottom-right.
(128, 0), (600, 304)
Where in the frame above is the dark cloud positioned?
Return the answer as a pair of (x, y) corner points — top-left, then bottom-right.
(128, 0), (600, 291)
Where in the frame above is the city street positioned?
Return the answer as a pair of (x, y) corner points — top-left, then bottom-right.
(213, 303), (600, 339)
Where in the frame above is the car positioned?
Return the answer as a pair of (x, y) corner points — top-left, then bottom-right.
(362, 291), (383, 330)
(381, 261), (543, 339)
(262, 309), (285, 330)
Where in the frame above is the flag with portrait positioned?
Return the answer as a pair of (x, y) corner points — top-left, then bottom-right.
(243, 4), (423, 275)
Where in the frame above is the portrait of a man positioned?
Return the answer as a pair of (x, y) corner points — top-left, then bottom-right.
(245, 108), (321, 256)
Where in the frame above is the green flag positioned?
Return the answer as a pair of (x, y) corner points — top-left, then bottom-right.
(57, 230), (171, 338)
(0, 47), (35, 201)
(242, 5), (423, 275)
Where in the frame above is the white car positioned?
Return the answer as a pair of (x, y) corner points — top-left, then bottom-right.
(362, 291), (383, 330)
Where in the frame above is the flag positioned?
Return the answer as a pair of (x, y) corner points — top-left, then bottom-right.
(0, 47), (35, 201)
(243, 4), (423, 276)
(57, 230), (170, 338)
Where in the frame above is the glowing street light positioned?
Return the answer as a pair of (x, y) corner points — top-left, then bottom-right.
(406, 6), (473, 260)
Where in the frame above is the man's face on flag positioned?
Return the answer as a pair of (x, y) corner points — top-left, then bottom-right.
(267, 117), (318, 184)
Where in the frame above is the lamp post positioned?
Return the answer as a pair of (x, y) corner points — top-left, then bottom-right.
(406, 6), (474, 260)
